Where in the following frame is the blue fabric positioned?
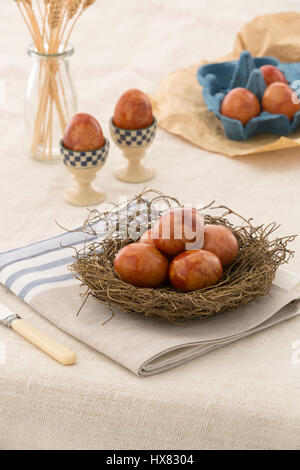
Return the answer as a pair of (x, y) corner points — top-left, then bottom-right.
(197, 51), (300, 141)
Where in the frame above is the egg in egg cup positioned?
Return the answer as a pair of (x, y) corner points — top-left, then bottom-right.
(60, 139), (109, 206)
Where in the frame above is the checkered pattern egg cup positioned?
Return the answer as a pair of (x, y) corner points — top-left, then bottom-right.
(60, 139), (109, 207)
(109, 117), (157, 183)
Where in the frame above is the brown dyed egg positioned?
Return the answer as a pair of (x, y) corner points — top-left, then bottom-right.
(262, 82), (300, 121)
(113, 89), (154, 130)
(203, 224), (238, 267)
(221, 88), (260, 125)
(138, 228), (157, 248)
(153, 208), (204, 256)
(63, 113), (105, 151)
(114, 243), (169, 288)
(169, 250), (223, 292)
(260, 65), (287, 86)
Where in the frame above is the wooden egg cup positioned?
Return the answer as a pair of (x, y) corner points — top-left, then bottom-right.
(110, 118), (157, 183)
(60, 140), (109, 207)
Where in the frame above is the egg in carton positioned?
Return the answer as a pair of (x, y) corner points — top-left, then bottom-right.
(197, 50), (300, 140)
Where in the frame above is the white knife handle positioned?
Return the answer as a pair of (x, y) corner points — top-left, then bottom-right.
(11, 319), (77, 366)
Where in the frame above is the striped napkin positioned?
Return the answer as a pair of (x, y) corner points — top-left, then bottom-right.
(1, 226), (300, 376)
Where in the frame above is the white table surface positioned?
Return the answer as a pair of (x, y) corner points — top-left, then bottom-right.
(0, 0), (300, 450)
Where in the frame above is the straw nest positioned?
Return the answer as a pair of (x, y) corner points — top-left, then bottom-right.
(69, 190), (295, 324)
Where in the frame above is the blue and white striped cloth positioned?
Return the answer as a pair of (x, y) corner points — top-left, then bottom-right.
(0, 228), (97, 304)
(0, 201), (152, 305)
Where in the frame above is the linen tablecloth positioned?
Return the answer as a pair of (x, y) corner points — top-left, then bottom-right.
(1, 220), (300, 376)
(1, 0), (300, 449)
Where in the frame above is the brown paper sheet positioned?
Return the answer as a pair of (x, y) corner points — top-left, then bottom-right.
(152, 12), (300, 157)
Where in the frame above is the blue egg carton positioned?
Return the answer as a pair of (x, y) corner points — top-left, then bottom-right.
(197, 51), (300, 141)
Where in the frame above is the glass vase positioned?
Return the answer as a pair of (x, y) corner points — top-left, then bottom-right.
(25, 44), (77, 162)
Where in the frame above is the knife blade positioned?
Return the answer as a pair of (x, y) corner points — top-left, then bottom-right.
(0, 303), (76, 365)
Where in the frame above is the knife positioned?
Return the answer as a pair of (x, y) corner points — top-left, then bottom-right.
(0, 303), (76, 365)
